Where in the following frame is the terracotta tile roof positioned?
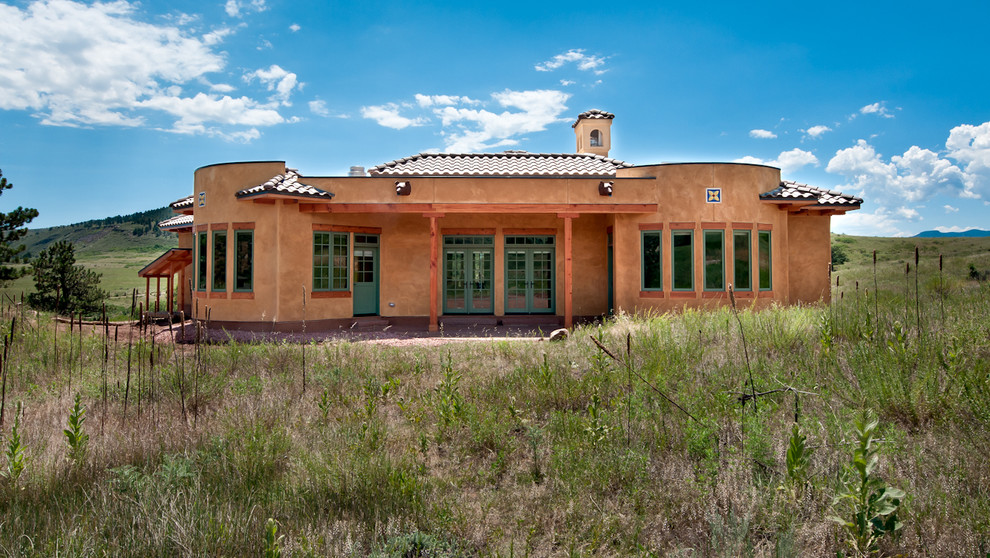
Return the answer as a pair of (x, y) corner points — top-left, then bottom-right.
(158, 214), (193, 230)
(171, 195), (194, 210)
(235, 169), (333, 200)
(572, 109), (614, 127)
(368, 151), (629, 177)
(760, 180), (863, 207)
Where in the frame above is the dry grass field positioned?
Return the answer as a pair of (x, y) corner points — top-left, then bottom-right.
(0, 236), (988, 556)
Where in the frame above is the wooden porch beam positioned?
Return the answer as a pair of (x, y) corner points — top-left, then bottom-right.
(299, 203), (658, 214)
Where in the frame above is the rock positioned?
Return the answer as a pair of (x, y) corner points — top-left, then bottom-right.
(549, 328), (569, 342)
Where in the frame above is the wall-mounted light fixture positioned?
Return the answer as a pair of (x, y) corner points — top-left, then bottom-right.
(395, 181), (412, 196)
(599, 181), (613, 196)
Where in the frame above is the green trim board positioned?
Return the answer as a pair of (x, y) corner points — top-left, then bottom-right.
(233, 230), (253, 292)
(671, 230), (694, 291)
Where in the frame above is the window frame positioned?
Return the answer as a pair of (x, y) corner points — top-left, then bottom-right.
(233, 229), (253, 292)
(671, 229), (694, 291)
(196, 231), (208, 291)
(211, 230), (227, 292)
(589, 129), (602, 147)
(732, 229), (752, 291)
(313, 231), (350, 292)
(640, 230), (663, 291)
(758, 230), (772, 291)
(703, 229), (725, 291)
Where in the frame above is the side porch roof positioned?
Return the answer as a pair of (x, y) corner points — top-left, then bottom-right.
(138, 248), (192, 278)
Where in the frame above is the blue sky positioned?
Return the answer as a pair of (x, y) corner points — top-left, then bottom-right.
(0, 0), (988, 236)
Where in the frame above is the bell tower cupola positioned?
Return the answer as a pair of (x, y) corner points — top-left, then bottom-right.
(573, 109), (614, 157)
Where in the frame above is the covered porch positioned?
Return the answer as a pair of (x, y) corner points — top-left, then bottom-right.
(138, 248), (192, 317)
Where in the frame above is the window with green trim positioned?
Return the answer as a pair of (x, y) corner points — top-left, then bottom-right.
(313, 232), (349, 291)
(641, 230), (662, 290)
(212, 231), (227, 291)
(671, 230), (694, 290)
(196, 232), (207, 291)
(758, 230), (772, 290)
(703, 230), (724, 290)
(234, 230), (253, 291)
(733, 230), (752, 291)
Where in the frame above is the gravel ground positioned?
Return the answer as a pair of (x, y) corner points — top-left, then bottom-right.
(150, 321), (554, 347)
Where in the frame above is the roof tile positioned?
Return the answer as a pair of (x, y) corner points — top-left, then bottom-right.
(235, 169), (333, 200)
(368, 151), (629, 177)
(158, 214), (193, 230)
(761, 180), (862, 207)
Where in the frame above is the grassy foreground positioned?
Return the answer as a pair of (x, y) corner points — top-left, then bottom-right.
(0, 244), (988, 556)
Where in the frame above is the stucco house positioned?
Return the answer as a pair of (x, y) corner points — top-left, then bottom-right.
(140, 109), (862, 331)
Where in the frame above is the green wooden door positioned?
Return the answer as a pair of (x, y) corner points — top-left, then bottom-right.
(504, 243), (555, 314)
(352, 239), (379, 316)
(443, 236), (493, 314)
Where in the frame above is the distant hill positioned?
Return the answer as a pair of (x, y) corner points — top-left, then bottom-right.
(20, 207), (178, 259)
(914, 229), (990, 238)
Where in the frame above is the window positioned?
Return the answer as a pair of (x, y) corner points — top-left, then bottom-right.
(671, 230), (694, 290)
(590, 129), (602, 147)
(733, 230), (752, 291)
(704, 230), (724, 290)
(314, 232), (349, 291)
(641, 230), (662, 290)
(234, 230), (253, 291)
(196, 232), (207, 291)
(758, 230), (772, 290)
(212, 230), (227, 291)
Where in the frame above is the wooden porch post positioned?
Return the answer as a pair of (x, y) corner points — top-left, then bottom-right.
(559, 213), (577, 329)
(178, 268), (186, 313)
(145, 277), (150, 313)
(167, 272), (173, 312)
(427, 214), (440, 332)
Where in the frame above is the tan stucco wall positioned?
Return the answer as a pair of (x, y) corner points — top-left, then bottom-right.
(612, 163), (789, 313)
(786, 212), (832, 303)
(165, 159), (836, 327)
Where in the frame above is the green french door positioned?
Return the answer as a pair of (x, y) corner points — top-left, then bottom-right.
(353, 235), (379, 316)
(443, 236), (493, 314)
(504, 236), (555, 314)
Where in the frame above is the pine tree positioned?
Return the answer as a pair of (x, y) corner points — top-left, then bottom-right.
(28, 241), (105, 314)
(0, 169), (39, 285)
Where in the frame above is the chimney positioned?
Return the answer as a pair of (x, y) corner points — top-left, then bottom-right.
(572, 109), (614, 157)
(348, 166), (366, 177)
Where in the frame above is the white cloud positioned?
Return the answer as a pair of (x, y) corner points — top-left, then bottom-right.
(0, 0), (292, 139)
(224, 0), (266, 18)
(935, 225), (977, 233)
(831, 206), (911, 237)
(945, 121), (990, 198)
(289, 23), (300, 32)
(804, 125), (832, 138)
(360, 103), (427, 129)
(826, 139), (967, 202)
(535, 49), (607, 75)
(433, 89), (571, 152)
(943, 205), (959, 213)
(734, 148), (818, 175)
(309, 100), (328, 117)
(138, 92), (284, 131)
(414, 94), (479, 108)
(859, 101), (895, 118)
(749, 129), (777, 139)
(244, 64), (299, 106)
(559, 79), (575, 86)
(895, 207), (921, 220)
